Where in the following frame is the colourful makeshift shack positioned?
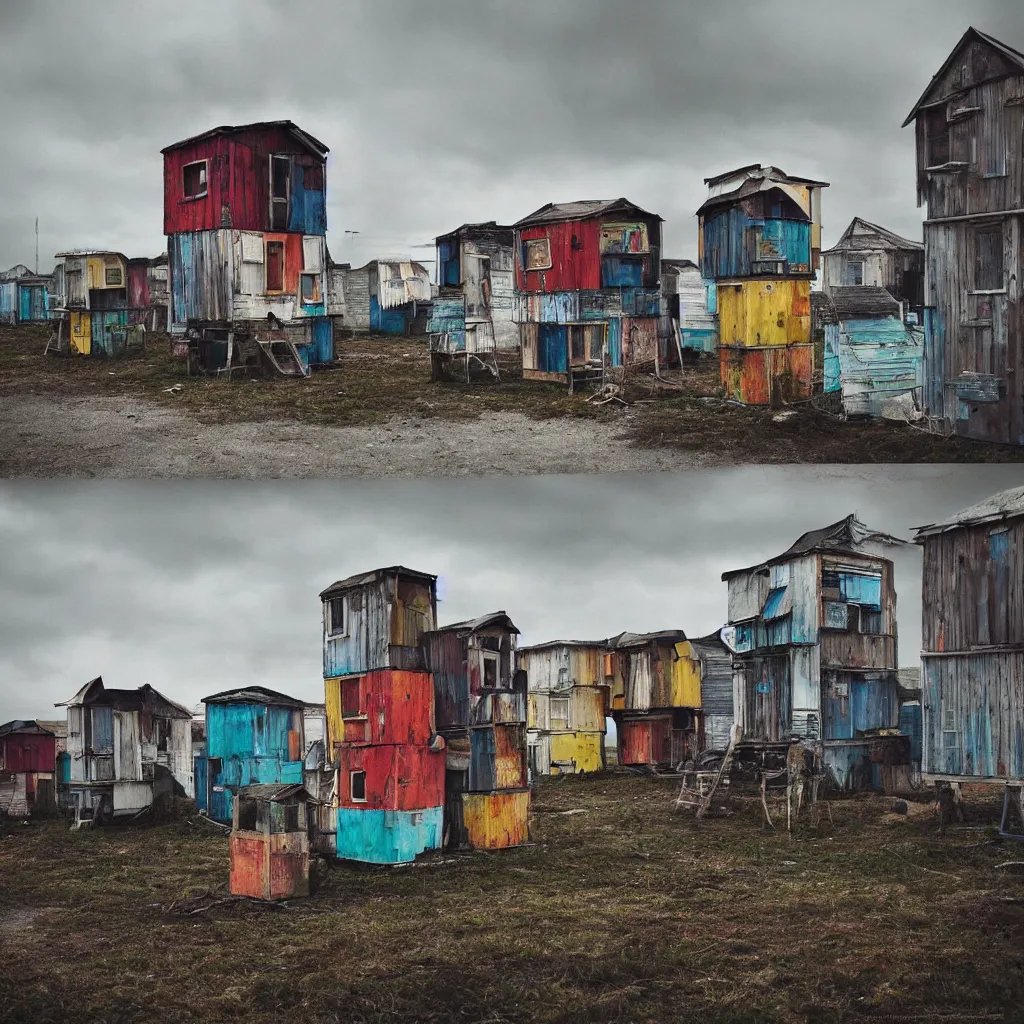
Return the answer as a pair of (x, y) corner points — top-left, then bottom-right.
(162, 120), (334, 375)
(914, 487), (1024, 813)
(229, 783), (313, 901)
(687, 634), (735, 752)
(820, 218), (924, 313)
(721, 515), (915, 793)
(432, 222), (517, 360)
(422, 612), (529, 850)
(0, 721), (58, 818)
(519, 640), (610, 777)
(823, 287), (925, 420)
(56, 677), (193, 823)
(608, 631), (704, 768)
(903, 28), (1024, 445)
(699, 164), (829, 405)
(338, 259), (433, 335)
(660, 259), (718, 357)
(0, 265), (54, 325)
(512, 198), (663, 389)
(196, 686), (307, 825)
(51, 250), (153, 357)
(321, 566), (445, 864)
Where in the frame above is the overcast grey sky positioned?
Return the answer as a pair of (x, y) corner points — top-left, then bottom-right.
(1, 465), (1021, 721)
(2, 0), (1022, 272)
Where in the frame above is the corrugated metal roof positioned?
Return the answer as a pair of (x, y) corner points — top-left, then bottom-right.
(518, 639), (609, 652)
(202, 686), (306, 709)
(903, 27), (1024, 127)
(320, 565), (437, 599)
(697, 175), (821, 217)
(55, 677), (192, 718)
(723, 515), (908, 580)
(0, 720), (56, 738)
(436, 222), (515, 243)
(514, 198), (662, 228)
(428, 611), (520, 636)
(161, 120), (329, 157)
(662, 258), (698, 271)
(33, 720), (67, 738)
(915, 486), (1024, 539)
(609, 629), (688, 648)
(830, 286), (902, 321)
(823, 218), (923, 254)
(54, 249), (129, 260)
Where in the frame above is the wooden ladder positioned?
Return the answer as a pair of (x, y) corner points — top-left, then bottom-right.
(677, 724), (740, 819)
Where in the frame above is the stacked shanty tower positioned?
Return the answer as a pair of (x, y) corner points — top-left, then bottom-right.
(320, 567), (446, 865)
(698, 164), (829, 405)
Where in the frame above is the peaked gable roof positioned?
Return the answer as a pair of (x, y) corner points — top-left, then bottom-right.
(722, 515), (907, 580)
(823, 218), (924, 254)
(320, 565), (437, 599)
(202, 686), (307, 709)
(514, 198), (662, 229)
(915, 485), (1024, 539)
(161, 120), (329, 158)
(428, 611), (520, 636)
(903, 27), (1024, 127)
(55, 677), (192, 719)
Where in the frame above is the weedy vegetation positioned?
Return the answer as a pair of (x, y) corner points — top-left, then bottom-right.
(1, 775), (1022, 1023)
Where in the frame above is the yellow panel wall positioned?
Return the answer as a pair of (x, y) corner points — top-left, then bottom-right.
(671, 643), (703, 708)
(550, 732), (603, 773)
(324, 677), (343, 752)
(69, 312), (91, 355)
(716, 279), (811, 348)
(462, 790), (530, 850)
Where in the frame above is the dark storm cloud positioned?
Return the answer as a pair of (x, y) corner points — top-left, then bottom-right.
(4, 0), (1024, 271)
(1, 466), (1022, 721)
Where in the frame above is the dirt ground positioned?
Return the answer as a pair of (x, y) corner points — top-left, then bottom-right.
(2, 325), (1021, 478)
(1, 775), (1022, 1024)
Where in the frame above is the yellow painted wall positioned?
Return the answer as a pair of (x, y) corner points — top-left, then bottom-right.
(671, 643), (702, 708)
(463, 790), (530, 850)
(716, 279), (811, 348)
(324, 677), (343, 751)
(86, 255), (126, 291)
(550, 732), (603, 773)
(69, 312), (91, 355)
(571, 687), (605, 732)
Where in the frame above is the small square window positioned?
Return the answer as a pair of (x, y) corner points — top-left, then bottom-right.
(327, 597), (345, 636)
(350, 770), (366, 803)
(183, 161), (208, 200)
(237, 798), (258, 831)
(283, 803), (300, 831)
(104, 267), (123, 287)
(300, 273), (322, 305)
(523, 238), (552, 271)
(843, 261), (864, 287)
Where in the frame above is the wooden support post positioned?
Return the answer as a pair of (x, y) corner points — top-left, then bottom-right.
(695, 724), (740, 821)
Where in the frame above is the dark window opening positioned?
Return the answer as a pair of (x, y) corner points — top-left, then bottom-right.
(300, 273), (322, 305)
(183, 161), (208, 200)
(569, 325), (586, 362)
(155, 718), (170, 753)
(237, 798), (258, 831)
(843, 261), (864, 286)
(327, 597), (345, 636)
(341, 678), (361, 719)
(974, 227), (1004, 291)
(271, 156), (290, 200)
(589, 326), (604, 361)
(925, 108), (950, 166)
(483, 655), (498, 689)
(283, 803), (300, 831)
(350, 770), (367, 802)
(266, 241), (285, 292)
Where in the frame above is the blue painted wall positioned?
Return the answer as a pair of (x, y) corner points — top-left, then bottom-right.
(601, 257), (644, 288)
(204, 702), (303, 824)
(370, 297), (409, 335)
(311, 317), (333, 365)
(899, 703), (923, 766)
(286, 164), (328, 235)
(823, 676), (898, 741)
(194, 756), (208, 812)
(18, 284), (49, 322)
(701, 209), (811, 279)
(336, 805), (444, 864)
(824, 323), (841, 393)
(537, 324), (567, 373)
(0, 281), (15, 322)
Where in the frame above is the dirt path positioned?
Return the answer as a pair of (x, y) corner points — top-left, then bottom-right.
(0, 395), (714, 478)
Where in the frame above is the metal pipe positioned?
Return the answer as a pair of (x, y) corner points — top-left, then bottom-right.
(924, 209), (1024, 225)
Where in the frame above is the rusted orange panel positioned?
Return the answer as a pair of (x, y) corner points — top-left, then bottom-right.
(720, 344), (814, 405)
(619, 721), (653, 765)
(268, 833), (310, 899)
(462, 790), (530, 850)
(229, 833), (266, 899)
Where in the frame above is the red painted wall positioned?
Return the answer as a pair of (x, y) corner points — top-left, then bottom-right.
(127, 263), (149, 309)
(515, 220), (602, 293)
(618, 719), (673, 766)
(163, 127), (325, 236)
(338, 743), (445, 811)
(0, 733), (56, 774)
(340, 671), (437, 749)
